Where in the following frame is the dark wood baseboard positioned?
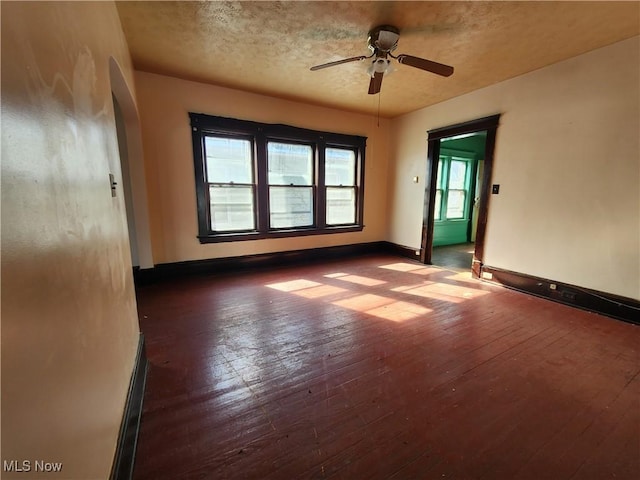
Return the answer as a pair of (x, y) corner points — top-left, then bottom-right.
(481, 265), (640, 325)
(134, 242), (428, 285)
(134, 242), (394, 284)
(383, 242), (422, 261)
(111, 334), (148, 480)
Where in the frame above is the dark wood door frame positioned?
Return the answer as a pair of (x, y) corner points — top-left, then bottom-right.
(420, 114), (501, 278)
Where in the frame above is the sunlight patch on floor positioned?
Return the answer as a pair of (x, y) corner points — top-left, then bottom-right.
(392, 284), (466, 304)
(324, 272), (348, 278)
(265, 266), (487, 325)
(324, 273), (386, 286)
(266, 279), (322, 292)
(333, 294), (395, 311)
(366, 301), (432, 322)
(407, 266), (450, 276)
(423, 282), (490, 299)
(293, 284), (348, 299)
(379, 262), (426, 272)
(333, 294), (432, 322)
(392, 282), (491, 303)
(444, 271), (480, 284)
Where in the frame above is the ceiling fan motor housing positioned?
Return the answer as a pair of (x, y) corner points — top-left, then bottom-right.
(368, 25), (400, 53)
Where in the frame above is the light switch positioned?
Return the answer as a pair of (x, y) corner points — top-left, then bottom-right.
(492, 184), (500, 194)
(110, 173), (118, 197)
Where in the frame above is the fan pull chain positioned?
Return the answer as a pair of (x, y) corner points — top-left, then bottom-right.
(377, 91), (381, 127)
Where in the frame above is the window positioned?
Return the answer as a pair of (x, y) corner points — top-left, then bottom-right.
(434, 161), (444, 221)
(267, 142), (314, 229)
(190, 113), (366, 243)
(325, 148), (357, 225)
(434, 154), (472, 221)
(446, 159), (468, 219)
(204, 136), (255, 232)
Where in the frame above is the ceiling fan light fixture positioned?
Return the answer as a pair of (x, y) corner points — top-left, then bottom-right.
(367, 58), (391, 77)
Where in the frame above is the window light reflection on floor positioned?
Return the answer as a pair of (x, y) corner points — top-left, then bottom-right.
(392, 282), (491, 303)
(293, 284), (348, 299)
(266, 279), (348, 299)
(444, 271), (478, 283)
(379, 262), (426, 272)
(333, 293), (394, 311)
(392, 284), (466, 304)
(333, 294), (432, 322)
(408, 266), (451, 276)
(264, 262), (491, 325)
(366, 301), (432, 322)
(266, 279), (323, 292)
(323, 273), (386, 286)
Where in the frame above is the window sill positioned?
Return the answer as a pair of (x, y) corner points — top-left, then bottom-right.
(198, 225), (364, 244)
(435, 218), (469, 223)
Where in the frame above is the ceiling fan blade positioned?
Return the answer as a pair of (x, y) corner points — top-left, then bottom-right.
(310, 55), (368, 71)
(396, 54), (454, 77)
(368, 71), (384, 95)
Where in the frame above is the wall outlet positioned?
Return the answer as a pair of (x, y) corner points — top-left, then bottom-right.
(549, 283), (557, 290)
(481, 271), (493, 280)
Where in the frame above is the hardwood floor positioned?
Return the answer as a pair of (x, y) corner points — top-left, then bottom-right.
(431, 243), (475, 272)
(133, 254), (639, 480)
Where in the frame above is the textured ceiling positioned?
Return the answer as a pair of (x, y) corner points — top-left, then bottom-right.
(116, 1), (639, 118)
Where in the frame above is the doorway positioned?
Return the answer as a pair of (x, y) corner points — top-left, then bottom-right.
(430, 132), (486, 271)
(112, 94), (140, 267)
(420, 115), (500, 277)
(109, 57), (154, 270)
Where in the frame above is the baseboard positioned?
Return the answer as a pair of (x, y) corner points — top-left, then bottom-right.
(481, 265), (640, 325)
(383, 242), (422, 261)
(134, 242), (395, 284)
(134, 242), (429, 285)
(111, 334), (148, 480)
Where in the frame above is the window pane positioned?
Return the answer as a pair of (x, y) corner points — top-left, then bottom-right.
(326, 148), (355, 186)
(210, 185), (254, 231)
(267, 142), (313, 185)
(446, 190), (466, 219)
(437, 160), (444, 188)
(448, 160), (467, 189)
(327, 187), (355, 225)
(205, 137), (253, 183)
(434, 189), (442, 220)
(269, 186), (313, 228)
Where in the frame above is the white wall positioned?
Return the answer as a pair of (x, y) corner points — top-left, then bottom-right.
(1, 2), (141, 478)
(389, 37), (640, 300)
(134, 71), (390, 264)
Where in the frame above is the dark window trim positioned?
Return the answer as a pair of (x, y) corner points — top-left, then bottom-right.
(190, 113), (366, 243)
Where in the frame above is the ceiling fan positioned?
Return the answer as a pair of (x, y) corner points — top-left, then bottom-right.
(310, 25), (454, 95)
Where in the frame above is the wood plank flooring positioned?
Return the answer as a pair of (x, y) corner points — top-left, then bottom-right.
(431, 243), (475, 271)
(133, 254), (639, 479)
